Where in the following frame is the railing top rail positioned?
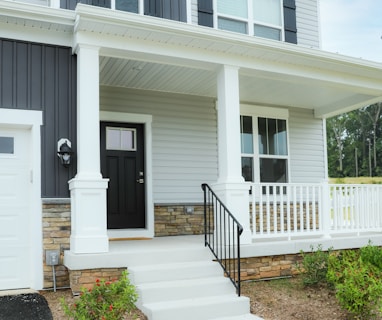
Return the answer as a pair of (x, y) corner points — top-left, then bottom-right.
(201, 183), (244, 235)
(249, 182), (323, 187)
(329, 183), (382, 187)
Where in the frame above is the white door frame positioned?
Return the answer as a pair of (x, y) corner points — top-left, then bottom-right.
(0, 108), (43, 290)
(100, 111), (154, 239)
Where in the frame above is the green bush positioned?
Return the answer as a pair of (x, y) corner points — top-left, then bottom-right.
(61, 270), (138, 320)
(360, 241), (382, 270)
(298, 244), (331, 286)
(327, 247), (382, 319)
(334, 259), (382, 319)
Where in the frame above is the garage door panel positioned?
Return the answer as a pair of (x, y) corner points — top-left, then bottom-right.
(0, 247), (29, 289)
(0, 208), (29, 244)
(0, 128), (31, 290)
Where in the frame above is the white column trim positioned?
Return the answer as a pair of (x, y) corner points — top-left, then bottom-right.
(100, 111), (154, 239)
(69, 44), (109, 253)
(214, 65), (251, 244)
(216, 64), (244, 184)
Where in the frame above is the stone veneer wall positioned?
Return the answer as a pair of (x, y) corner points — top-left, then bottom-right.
(41, 201), (305, 291)
(69, 268), (126, 294)
(241, 254), (302, 280)
(42, 200), (71, 289)
(154, 204), (205, 236)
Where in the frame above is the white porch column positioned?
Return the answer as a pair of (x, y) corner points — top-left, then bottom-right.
(68, 44), (109, 254)
(213, 65), (252, 244)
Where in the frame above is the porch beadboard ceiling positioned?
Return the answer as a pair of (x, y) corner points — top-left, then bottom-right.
(2, 2), (382, 118)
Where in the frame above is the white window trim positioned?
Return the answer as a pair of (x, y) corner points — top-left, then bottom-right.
(240, 104), (290, 183)
(214, 0), (284, 40)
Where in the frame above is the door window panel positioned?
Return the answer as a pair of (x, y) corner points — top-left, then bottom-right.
(0, 137), (14, 154)
(106, 127), (136, 151)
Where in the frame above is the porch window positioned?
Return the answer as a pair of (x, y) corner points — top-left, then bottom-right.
(216, 0), (283, 40)
(240, 113), (289, 183)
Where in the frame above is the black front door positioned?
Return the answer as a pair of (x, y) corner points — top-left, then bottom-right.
(100, 122), (145, 229)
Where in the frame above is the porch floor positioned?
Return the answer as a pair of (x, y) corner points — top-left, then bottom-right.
(64, 235), (205, 270)
(64, 232), (382, 270)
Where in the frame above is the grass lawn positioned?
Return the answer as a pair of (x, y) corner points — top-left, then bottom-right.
(329, 176), (382, 184)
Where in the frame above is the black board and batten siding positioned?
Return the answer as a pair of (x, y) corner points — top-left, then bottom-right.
(0, 38), (77, 198)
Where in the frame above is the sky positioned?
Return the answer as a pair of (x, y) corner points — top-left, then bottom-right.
(319, 0), (382, 63)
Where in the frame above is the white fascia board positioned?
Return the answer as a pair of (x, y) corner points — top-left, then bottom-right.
(0, 1), (74, 26)
(0, 20), (73, 47)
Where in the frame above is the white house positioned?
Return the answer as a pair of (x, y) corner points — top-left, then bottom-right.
(1, 0), (382, 318)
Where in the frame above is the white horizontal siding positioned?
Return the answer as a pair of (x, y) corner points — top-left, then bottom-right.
(100, 87), (218, 204)
(191, 0), (198, 25)
(289, 108), (326, 183)
(296, 0), (320, 48)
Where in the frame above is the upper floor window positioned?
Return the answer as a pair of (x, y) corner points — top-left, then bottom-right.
(216, 0), (283, 40)
(61, 0), (186, 22)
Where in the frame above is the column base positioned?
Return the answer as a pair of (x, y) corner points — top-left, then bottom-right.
(69, 177), (109, 254)
(211, 182), (252, 245)
(70, 235), (109, 254)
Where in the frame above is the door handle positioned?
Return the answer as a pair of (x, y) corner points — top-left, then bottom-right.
(136, 178), (144, 184)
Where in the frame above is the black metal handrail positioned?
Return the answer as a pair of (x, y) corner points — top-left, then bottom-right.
(201, 183), (243, 296)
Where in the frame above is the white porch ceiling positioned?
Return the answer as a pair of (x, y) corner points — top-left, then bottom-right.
(99, 55), (381, 118)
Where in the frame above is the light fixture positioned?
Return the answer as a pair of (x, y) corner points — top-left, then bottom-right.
(57, 138), (73, 168)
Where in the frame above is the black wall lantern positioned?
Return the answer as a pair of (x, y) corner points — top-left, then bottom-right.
(57, 138), (74, 168)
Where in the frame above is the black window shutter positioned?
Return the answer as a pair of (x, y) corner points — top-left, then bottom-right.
(144, 0), (186, 22)
(198, 0), (213, 27)
(283, 0), (297, 44)
(144, 0), (159, 17)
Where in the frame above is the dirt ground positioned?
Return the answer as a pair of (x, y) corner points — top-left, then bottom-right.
(242, 276), (350, 320)
(40, 276), (357, 320)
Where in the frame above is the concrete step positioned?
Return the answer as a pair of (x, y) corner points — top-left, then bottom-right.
(210, 314), (263, 320)
(136, 276), (234, 305)
(129, 260), (222, 284)
(125, 246), (214, 267)
(142, 294), (251, 320)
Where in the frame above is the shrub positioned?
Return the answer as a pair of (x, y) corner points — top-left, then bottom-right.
(360, 241), (382, 270)
(297, 244), (331, 286)
(61, 270), (138, 320)
(334, 258), (382, 319)
(327, 247), (382, 319)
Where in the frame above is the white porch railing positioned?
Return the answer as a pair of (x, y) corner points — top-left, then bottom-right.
(249, 183), (382, 240)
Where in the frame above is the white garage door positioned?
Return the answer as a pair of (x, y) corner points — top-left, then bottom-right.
(0, 127), (31, 290)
